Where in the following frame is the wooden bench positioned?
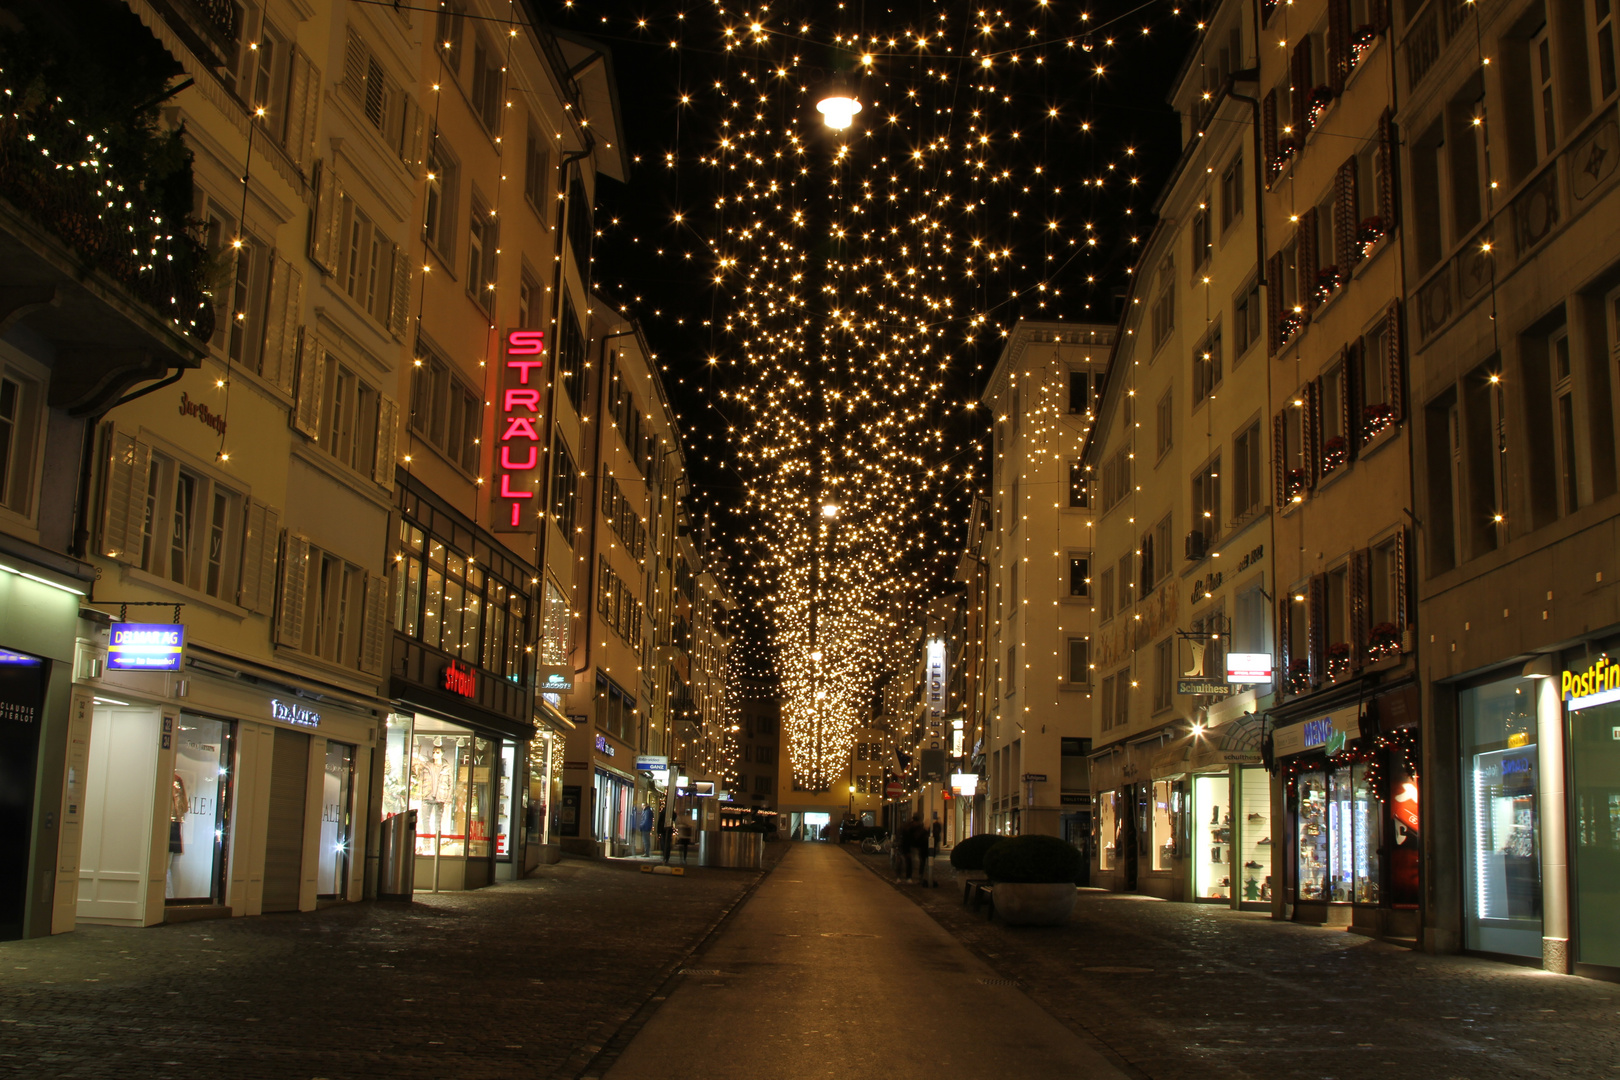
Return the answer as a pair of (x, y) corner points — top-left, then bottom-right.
(963, 879), (994, 917)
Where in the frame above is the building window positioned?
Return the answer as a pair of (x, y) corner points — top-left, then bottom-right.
(1232, 420), (1262, 518)
(1141, 514), (1171, 593)
(0, 367), (41, 518)
(1117, 553), (1134, 612)
(1068, 368), (1092, 415)
(1191, 454), (1221, 553)
(341, 25), (420, 167)
(1320, 359), (1347, 475)
(393, 520), (527, 681)
(551, 436), (579, 541)
(301, 545), (366, 666)
(423, 136), (457, 260)
(1154, 637), (1174, 712)
(469, 34), (504, 133)
(557, 295), (586, 414)
(1193, 325), (1223, 406)
(139, 452), (246, 602)
(1596, 0), (1619, 100)
(466, 198), (497, 307)
(338, 193), (404, 328)
(1550, 327), (1580, 516)
(1005, 644), (1017, 698)
(1099, 566), (1116, 620)
(1234, 277), (1262, 358)
(1531, 23), (1557, 158)
(1191, 198), (1212, 269)
(1221, 150), (1243, 230)
(1067, 460), (1089, 508)
(409, 349), (481, 474)
(1101, 445), (1133, 511)
(1066, 637), (1091, 686)
(319, 358), (384, 477)
(525, 123), (550, 211)
(1156, 389), (1174, 457)
(1152, 265), (1176, 351)
(1068, 554), (1091, 598)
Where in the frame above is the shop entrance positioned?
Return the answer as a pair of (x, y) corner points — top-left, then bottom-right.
(0, 652), (45, 939)
(1192, 773), (1231, 902)
(317, 741), (354, 899)
(263, 728), (310, 913)
(1119, 785), (1140, 890)
(78, 705), (160, 924)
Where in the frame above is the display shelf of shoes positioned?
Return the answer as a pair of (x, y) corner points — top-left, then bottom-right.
(1240, 777), (1274, 903)
(1206, 804), (1231, 899)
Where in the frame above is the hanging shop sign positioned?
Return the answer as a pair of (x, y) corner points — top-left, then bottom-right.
(950, 772), (979, 796)
(1563, 655), (1620, 711)
(269, 699), (321, 728)
(1226, 653), (1274, 684)
(635, 755), (670, 771)
(1178, 679), (1230, 696)
(926, 637), (946, 718)
(107, 622), (186, 672)
(441, 660), (477, 699)
(1272, 707), (1362, 758)
(494, 329), (547, 532)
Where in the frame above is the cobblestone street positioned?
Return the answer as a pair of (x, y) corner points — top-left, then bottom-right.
(0, 856), (768, 1080)
(854, 849), (1620, 1080)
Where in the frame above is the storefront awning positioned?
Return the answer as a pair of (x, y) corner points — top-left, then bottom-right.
(1150, 715), (1266, 777)
(537, 697), (575, 732)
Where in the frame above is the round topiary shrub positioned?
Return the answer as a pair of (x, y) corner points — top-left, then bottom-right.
(982, 834), (1082, 884)
(949, 832), (1004, 872)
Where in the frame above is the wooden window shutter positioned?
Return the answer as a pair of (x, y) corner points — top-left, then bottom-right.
(237, 498), (281, 614)
(373, 395), (399, 489)
(98, 425), (151, 563)
(1266, 252), (1285, 355)
(292, 335), (325, 437)
(400, 93), (426, 174)
(1308, 574), (1327, 682)
(1262, 89), (1279, 184)
(1328, 0), (1352, 93)
(1273, 413), (1288, 506)
(358, 570), (389, 675)
(284, 48), (320, 171)
(1297, 208), (1319, 316)
(275, 531), (310, 649)
(1340, 347), (1358, 461)
(388, 245), (413, 338)
(1291, 40), (1312, 135)
(1277, 594), (1293, 691)
(1385, 302), (1405, 422)
(260, 252), (301, 396)
(1334, 157), (1360, 279)
(1394, 526), (1411, 630)
(308, 159), (338, 275)
(1349, 547), (1371, 667)
(1372, 0), (1390, 38)
(1346, 338), (1366, 449)
(341, 26), (368, 104)
(1303, 379), (1322, 487)
(597, 555), (611, 615)
(1378, 109), (1399, 229)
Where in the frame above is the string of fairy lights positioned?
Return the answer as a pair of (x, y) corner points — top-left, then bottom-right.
(566, 1), (1201, 787)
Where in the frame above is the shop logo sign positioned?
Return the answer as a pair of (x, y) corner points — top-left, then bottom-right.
(1302, 717), (1335, 748)
(595, 734), (615, 757)
(495, 329), (546, 530)
(1563, 655), (1620, 711)
(442, 660), (477, 699)
(270, 699), (321, 728)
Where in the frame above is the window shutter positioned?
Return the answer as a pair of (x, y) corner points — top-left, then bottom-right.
(1385, 302), (1405, 422)
(1304, 379), (1321, 488)
(284, 47), (320, 170)
(1394, 526), (1411, 630)
(1349, 547), (1371, 666)
(1272, 413), (1288, 506)
(99, 426), (151, 563)
(1372, 0), (1390, 37)
(1340, 346), (1359, 460)
(1308, 574), (1326, 683)
(373, 394), (399, 489)
(597, 555), (610, 615)
(1266, 252), (1285, 355)
(292, 334), (325, 437)
(275, 531), (310, 650)
(388, 245), (413, 338)
(308, 159), (337, 275)
(358, 570), (389, 675)
(1262, 89), (1279, 186)
(400, 93), (426, 174)
(1334, 157), (1359, 279)
(1297, 207), (1318, 316)
(1377, 109), (1398, 228)
(238, 498), (281, 614)
(1291, 40), (1312, 135)
(1276, 594), (1292, 692)
(341, 26), (367, 104)
(1328, 0), (1352, 93)
(260, 252), (302, 395)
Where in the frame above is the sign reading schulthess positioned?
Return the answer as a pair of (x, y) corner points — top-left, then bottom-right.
(107, 623), (185, 672)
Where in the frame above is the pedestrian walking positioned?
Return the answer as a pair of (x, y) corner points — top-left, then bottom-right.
(899, 813), (930, 883)
(637, 803), (654, 856)
(676, 819), (694, 864)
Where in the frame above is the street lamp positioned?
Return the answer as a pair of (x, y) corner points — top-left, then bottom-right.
(816, 75), (861, 130)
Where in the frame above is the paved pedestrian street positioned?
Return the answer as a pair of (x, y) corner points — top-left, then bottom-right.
(8, 845), (1620, 1080)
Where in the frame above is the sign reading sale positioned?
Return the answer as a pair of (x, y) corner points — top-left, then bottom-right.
(495, 330), (546, 531)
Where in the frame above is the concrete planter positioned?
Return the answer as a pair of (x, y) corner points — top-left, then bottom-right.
(991, 881), (1077, 926)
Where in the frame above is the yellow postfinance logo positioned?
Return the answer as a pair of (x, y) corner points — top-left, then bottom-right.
(1563, 655), (1620, 708)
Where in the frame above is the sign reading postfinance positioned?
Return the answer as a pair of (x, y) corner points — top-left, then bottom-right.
(1563, 655), (1620, 711)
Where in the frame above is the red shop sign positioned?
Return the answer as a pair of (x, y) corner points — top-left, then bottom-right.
(442, 660), (477, 699)
(495, 329), (546, 530)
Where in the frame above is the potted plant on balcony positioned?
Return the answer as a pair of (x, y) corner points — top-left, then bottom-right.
(1326, 641), (1352, 680)
(1287, 657), (1313, 695)
(981, 834), (1081, 926)
(1308, 85), (1336, 127)
(1368, 622), (1401, 662)
(1322, 435), (1348, 472)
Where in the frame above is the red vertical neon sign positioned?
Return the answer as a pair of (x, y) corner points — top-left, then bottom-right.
(497, 330), (546, 529)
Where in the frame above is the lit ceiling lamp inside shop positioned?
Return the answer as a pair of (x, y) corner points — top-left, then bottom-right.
(815, 75), (861, 130)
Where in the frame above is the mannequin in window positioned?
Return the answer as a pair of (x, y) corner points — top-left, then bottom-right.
(416, 741), (454, 848)
(166, 772), (187, 898)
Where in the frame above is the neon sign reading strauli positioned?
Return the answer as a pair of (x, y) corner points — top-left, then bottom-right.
(496, 330), (546, 529)
(107, 622), (186, 672)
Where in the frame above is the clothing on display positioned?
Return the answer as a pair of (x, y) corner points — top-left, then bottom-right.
(167, 715), (232, 904)
(1097, 791), (1117, 871)
(1193, 774), (1230, 900)
(1297, 763), (1380, 904)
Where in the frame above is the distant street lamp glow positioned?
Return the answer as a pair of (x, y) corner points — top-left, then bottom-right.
(821, 502), (841, 517)
(816, 79), (861, 129)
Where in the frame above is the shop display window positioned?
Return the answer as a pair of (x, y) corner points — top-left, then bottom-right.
(1298, 763), (1382, 903)
(1098, 790), (1117, 870)
(497, 742), (516, 860)
(318, 741), (354, 897)
(168, 715), (233, 904)
(1238, 766), (1273, 902)
(1194, 773), (1231, 900)
(1151, 778), (1181, 870)
(1569, 690), (1620, 968)
(382, 714), (412, 820)
(1461, 676), (1542, 957)
(528, 731), (555, 847)
(594, 768), (633, 847)
(466, 737), (495, 858)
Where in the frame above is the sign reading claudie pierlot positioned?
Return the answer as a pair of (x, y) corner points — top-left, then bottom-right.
(495, 329), (546, 531)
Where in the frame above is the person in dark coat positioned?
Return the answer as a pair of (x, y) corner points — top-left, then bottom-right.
(899, 813), (930, 883)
